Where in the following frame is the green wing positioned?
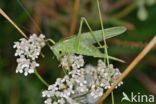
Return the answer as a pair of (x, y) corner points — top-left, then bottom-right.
(62, 26), (126, 45)
(80, 26), (126, 45)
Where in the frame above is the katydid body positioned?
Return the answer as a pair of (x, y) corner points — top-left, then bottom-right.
(51, 26), (126, 62)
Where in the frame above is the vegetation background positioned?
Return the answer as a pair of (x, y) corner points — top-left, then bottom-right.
(0, 0), (156, 104)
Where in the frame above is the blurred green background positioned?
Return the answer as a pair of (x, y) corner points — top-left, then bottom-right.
(0, 0), (156, 104)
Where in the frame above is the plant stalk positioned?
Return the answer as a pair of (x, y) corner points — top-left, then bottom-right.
(35, 69), (49, 87)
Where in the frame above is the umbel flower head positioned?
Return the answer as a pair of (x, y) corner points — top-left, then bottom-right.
(13, 34), (45, 76)
(60, 54), (84, 70)
(42, 54), (123, 104)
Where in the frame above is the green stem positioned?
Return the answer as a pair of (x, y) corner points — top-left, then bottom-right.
(97, 0), (109, 65)
(34, 69), (49, 87)
(46, 39), (56, 45)
(111, 92), (115, 104)
(97, 1), (115, 104)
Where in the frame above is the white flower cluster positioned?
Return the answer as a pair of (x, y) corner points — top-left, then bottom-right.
(13, 34), (45, 76)
(60, 54), (84, 70)
(42, 54), (123, 104)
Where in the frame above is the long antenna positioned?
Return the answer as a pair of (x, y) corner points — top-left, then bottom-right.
(0, 8), (27, 38)
(17, 0), (42, 33)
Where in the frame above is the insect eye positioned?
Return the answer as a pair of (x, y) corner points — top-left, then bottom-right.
(59, 51), (62, 54)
